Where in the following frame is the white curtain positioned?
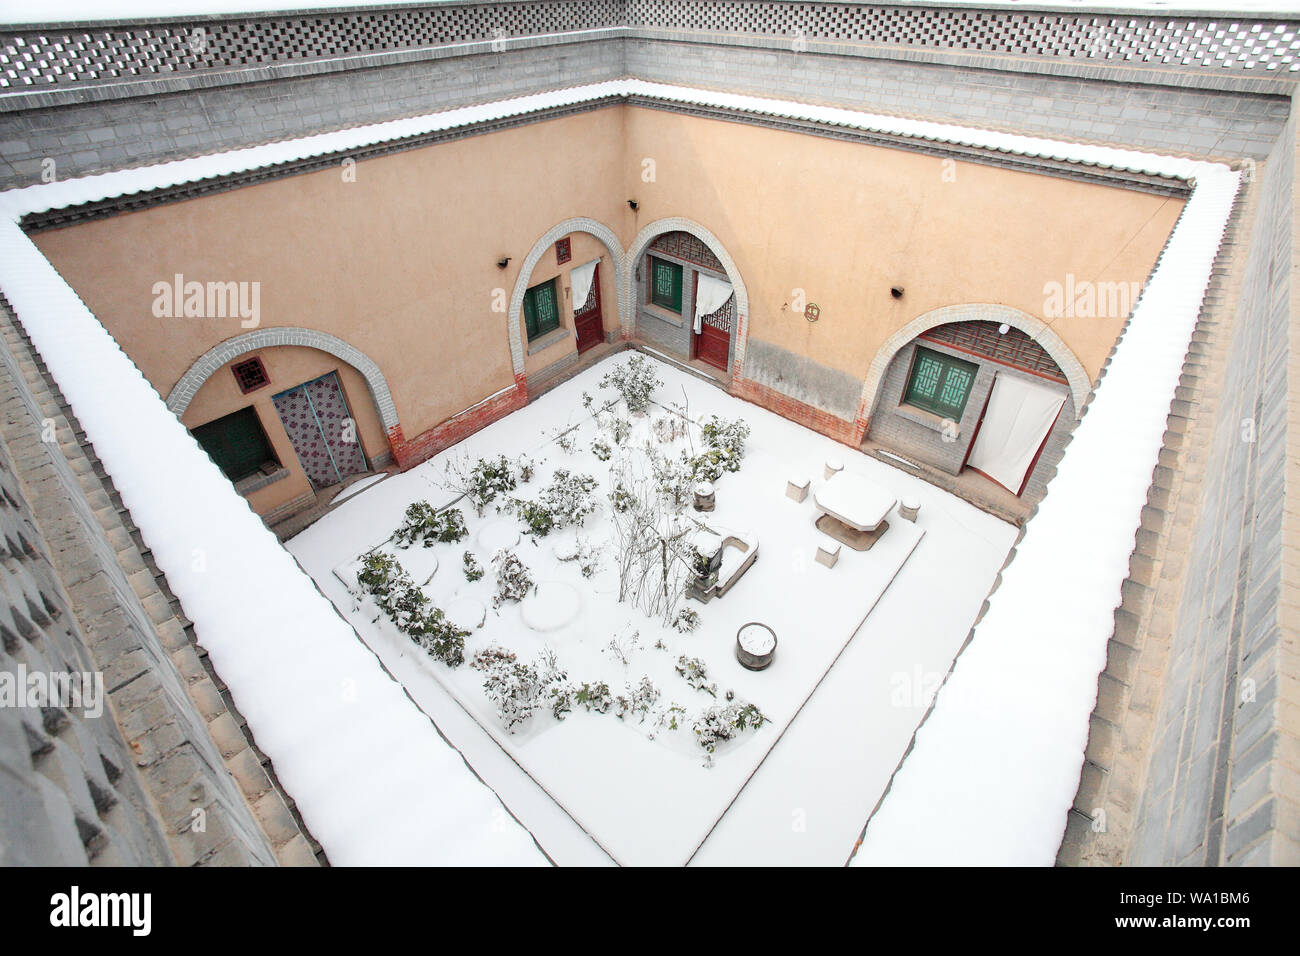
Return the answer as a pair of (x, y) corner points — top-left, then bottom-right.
(966, 374), (1067, 494)
(570, 259), (599, 313)
(693, 274), (734, 333)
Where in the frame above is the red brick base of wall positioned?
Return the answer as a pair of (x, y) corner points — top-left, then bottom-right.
(387, 374), (528, 471)
(730, 375), (867, 447)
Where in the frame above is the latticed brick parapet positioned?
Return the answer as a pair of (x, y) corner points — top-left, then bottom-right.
(3, 1), (1299, 93)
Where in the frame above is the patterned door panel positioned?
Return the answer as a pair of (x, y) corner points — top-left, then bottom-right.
(272, 372), (367, 489)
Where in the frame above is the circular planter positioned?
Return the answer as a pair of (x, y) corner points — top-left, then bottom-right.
(735, 622), (777, 670)
(694, 481), (715, 512)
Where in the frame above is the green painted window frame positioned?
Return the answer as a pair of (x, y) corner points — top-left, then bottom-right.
(191, 406), (276, 483)
(523, 277), (561, 341)
(649, 256), (683, 314)
(903, 346), (980, 420)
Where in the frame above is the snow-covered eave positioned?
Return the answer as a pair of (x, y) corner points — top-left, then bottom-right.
(0, 79), (1238, 867)
(0, 78), (1200, 223)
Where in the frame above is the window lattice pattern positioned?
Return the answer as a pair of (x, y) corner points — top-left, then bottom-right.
(627, 1), (1300, 72)
(649, 230), (724, 273)
(921, 320), (1066, 383)
(3, 2), (1298, 91)
(701, 295), (734, 333)
(0, 1), (623, 89)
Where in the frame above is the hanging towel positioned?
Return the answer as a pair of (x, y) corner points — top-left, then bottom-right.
(693, 274), (734, 333)
(569, 259), (599, 313)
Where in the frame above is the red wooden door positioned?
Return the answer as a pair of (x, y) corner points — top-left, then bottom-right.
(574, 264), (604, 354)
(693, 270), (733, 372)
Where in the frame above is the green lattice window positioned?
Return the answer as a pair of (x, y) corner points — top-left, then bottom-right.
(523, 278), (560, 341)
(649, 257), (683, 314)
(904, 346), (979, 419)
(191, 406), (276, 483)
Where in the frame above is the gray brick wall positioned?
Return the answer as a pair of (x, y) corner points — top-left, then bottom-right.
(0, 301), (283, 866)
(626, 38), (1292, 160)
(1127, 101), (1295, 866)
(0, 37), (625, 187)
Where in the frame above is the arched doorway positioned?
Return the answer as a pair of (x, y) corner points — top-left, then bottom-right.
(625, 218), (749, 378)
(863, 311), (1088, 505)
(168, 330), (396, 519)
(508, 217), (624, 384)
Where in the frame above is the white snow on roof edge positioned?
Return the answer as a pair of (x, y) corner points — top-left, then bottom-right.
(0, 79), (1238, 866)
(853, 170), (1239, 866)
(0, 222), (548, 866)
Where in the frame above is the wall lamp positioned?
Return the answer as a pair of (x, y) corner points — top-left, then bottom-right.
(890, 286), (904, 299)
(497, 257), (511, 269)
(627, 199), (639, 211)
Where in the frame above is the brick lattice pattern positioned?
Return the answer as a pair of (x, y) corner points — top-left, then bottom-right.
(5, 1), (1298, 91)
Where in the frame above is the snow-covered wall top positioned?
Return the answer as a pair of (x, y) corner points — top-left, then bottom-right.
(0, 78), (1237, 865)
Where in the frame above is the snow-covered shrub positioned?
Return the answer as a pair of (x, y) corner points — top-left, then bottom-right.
(354, 550), (467, 666)
(472, 647), (568, 732)
(356, 551), (403, 603)
(684, 415), (751, 484)
(516, 455), (537, 483)
(393, 501), (468, 548)
(539, 469), (599, 528)
(675, 655), (717, 697)
(492, 550), (534, 607)
(615, 677), (660, 722)
(599, 354), (662, 413)
(409, 607), (469, 667)
(506, 469), (598, 537)
(693, 701), (768, 753)
(511, 499), (555, 537)
(552, 424), (578, 454)
(441, 454), (519, 516)
(462, 551), (484, 582)
(609, 481), (636, 513)
(650, 453), (692, 510)
(574, 538), (603, 579)
(574, 681), (614, 714)
(672, 608), (700, 633)
(606, 415), (631, 446)
(655, 702), (688, 732)
(606, 628), (639, 666)
(652, 408), (689, 443)
(592, 439), (612, 462)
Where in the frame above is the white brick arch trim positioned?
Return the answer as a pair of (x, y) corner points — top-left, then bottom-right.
(857, 304), (1092, 424)
(625, 217), (750, 375)
(508, 217), (625, 376)
(165, 327), (400, 432)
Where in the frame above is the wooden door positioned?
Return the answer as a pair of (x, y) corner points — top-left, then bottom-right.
(574, 263), (604, 354)
(693, 270), (733, 372)
(272, 372), (368, 489)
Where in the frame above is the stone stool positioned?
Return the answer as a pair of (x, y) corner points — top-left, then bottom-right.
(824, 457), (844, 480)
(785, 475), (810, 503)
(815, 538), (841, 569)
(693, 481), (715, 512)
(899, 496), (921, 522)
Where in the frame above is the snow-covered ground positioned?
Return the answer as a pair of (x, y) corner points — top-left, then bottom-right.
(287, 354), (1016, 865)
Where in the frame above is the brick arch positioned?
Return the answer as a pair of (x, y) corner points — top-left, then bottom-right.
(508, 217), (624, 376)
(165, 327), (399, 433)
(857, 304), (1092, 427)
(625, 217), (750, 375)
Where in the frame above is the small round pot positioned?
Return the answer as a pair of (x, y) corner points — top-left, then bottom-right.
(735, 622), (777, 670)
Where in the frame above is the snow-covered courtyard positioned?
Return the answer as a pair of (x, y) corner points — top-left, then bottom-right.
(286, 353), (1017, 865)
